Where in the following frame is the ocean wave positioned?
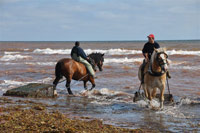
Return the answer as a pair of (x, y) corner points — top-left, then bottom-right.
(33, 48), (141, 55)
(33, 48), (71, 54)
(0, 54), (31, 61)
(25, 62), (56, 66)
(167, 50), (200, 56)
(4, 51), (20, 54)
(24, 48), (29, 51)
(33, 48), (200, 56)
(171, 65), (200, 70)
(105, 57), (143, 64)
(1, 78), (53, 88)
(2, 80), (25, 86)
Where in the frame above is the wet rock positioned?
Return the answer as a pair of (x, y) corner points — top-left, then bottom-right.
(3, 83), (54, 98)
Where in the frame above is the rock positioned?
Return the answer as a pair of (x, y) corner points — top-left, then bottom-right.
(3, 83), (54, 98)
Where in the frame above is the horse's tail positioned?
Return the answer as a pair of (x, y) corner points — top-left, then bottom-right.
(55, 61), (63, 79)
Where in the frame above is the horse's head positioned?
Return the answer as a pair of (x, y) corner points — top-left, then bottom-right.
(88, 53), (104, 71)
(153, 48), (169, 72)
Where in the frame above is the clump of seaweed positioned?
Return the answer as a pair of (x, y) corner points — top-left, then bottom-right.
(0, 97), (150, 132)
(0, 107), (144, 132)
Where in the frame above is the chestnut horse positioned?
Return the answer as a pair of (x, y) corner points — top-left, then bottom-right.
(138, 48), (169, 108)
(53, 53), (104, 95)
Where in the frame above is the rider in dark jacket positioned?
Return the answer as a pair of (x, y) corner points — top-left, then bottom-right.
(141, 34), (160, 83)
(71, 42), (87, 60)
(71, 41), (95, 77)
(141, 34), (170, 83)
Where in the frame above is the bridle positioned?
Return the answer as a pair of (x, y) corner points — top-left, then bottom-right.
(157, 51), (168, 64)
(148, 51), (169, 76)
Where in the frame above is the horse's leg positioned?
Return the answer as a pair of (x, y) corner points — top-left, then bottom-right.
(152, 88), (157, 98)
(84, 81), (88, 90)
(66, 76), (73, 95)
(147, 87), (153, 107)
(89, 76), (95, 91)
(52, 77), (61, 96)
(143, 84), (148, 98)
(160, 85), (165, 109)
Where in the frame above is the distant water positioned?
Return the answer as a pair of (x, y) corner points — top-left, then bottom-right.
(0, 40), (200, 132)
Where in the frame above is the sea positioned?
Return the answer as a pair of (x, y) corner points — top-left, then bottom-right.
(0, 40), (200, 132)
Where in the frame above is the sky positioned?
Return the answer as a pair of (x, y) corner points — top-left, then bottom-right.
(0, 0), (199, 41)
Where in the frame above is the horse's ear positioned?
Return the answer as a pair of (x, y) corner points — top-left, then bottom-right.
(102, 53), (104, 56)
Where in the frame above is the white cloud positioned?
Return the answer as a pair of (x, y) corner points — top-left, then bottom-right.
(0, 0), (199, 41)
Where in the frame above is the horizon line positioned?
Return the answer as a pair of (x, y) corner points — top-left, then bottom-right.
(0, 39), (200, 42)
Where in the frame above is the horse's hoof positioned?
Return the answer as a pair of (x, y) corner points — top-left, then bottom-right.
(53, 90), (58, 97)
(69, 93), (73, 95)
(159, 108), (164, 111)
(89, 88), (94, 91)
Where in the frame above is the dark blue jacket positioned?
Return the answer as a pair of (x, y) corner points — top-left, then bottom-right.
(71, 46), (87, 60)
(142, 41), (160, 59)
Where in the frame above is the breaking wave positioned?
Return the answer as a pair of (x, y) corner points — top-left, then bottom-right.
(33, 48), (141, 55)
(33, 48), (200, 56)
(167, 50), (200, 56)
(25, 62), (56, 66)
(104, 57), (143, 64)
(0, 54), (31, 61)
(4, 51), (20, 54)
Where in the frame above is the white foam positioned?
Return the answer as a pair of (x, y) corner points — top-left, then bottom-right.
(1, 80), (26, 87)
(4, 51), (20, 54)
(33, 48), (71, 54)
(104, 57), (143, 64)
(167, 50), (200, 56)
(157, 107), (188, 118)
(24, 49), (29, 51)
(99, 88), (117, 96)
(79, 88), (134, 105)
(0, 54), (31, 61)
(35, 77), (53, 84)
(1, 62), (19, 65)
(1, 78), (53, 88)
(33, 48), (141, 55)
(171, 65), (200, 70)
(25, 62), (56, 66)
(136, 100), (149, 107)
(136, 99), (160, 108)
(33, 48), (200, 56)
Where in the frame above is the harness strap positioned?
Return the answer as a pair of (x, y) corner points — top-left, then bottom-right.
(166, 76), (171, 95)
(148, 63), (165, 76)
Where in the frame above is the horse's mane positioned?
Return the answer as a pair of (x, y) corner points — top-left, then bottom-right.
(88, 52), (104, 63)
(151, 47), (166, 64)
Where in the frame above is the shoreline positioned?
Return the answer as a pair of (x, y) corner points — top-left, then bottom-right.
(0, 97), (153, 132)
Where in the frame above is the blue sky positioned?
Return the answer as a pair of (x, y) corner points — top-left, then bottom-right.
(0, 0), (199, 41)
